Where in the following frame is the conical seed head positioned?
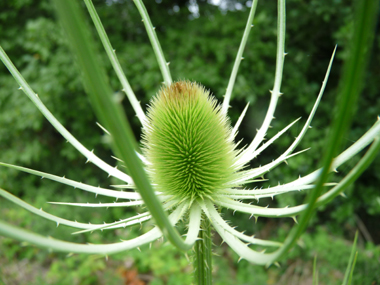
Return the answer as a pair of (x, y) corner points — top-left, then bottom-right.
(142, 81), (238, 202)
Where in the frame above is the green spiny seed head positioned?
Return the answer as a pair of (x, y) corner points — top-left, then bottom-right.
(142, 81), (238, 202)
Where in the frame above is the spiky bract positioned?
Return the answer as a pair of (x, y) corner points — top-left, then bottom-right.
(142, 81), (238, 202)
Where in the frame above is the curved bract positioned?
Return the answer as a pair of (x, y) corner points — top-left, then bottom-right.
(0, 0), (378, 278)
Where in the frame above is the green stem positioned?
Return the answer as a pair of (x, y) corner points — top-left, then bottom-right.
(51, 0), (191, 251)
(194, 219), (212, 285)
(268, 0), (380, 263)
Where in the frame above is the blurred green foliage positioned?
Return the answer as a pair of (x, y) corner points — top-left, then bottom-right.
(1, 0), (379, 284)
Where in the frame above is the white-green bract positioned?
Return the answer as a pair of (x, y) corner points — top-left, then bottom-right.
(0, 0), (379, 267)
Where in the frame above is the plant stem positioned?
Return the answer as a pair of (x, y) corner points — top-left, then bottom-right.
(194, 219), (212, 285)
(52, 0), (191, 252)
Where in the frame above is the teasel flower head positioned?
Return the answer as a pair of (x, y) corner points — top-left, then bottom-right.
(142, 81), (240, 204)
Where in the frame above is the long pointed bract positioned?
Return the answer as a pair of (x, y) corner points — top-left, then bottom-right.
(83, 0), (146, 125)
(221, 0), (259, 115)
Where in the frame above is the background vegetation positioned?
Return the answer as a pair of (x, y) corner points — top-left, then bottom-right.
(0, 0), (379, 284)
